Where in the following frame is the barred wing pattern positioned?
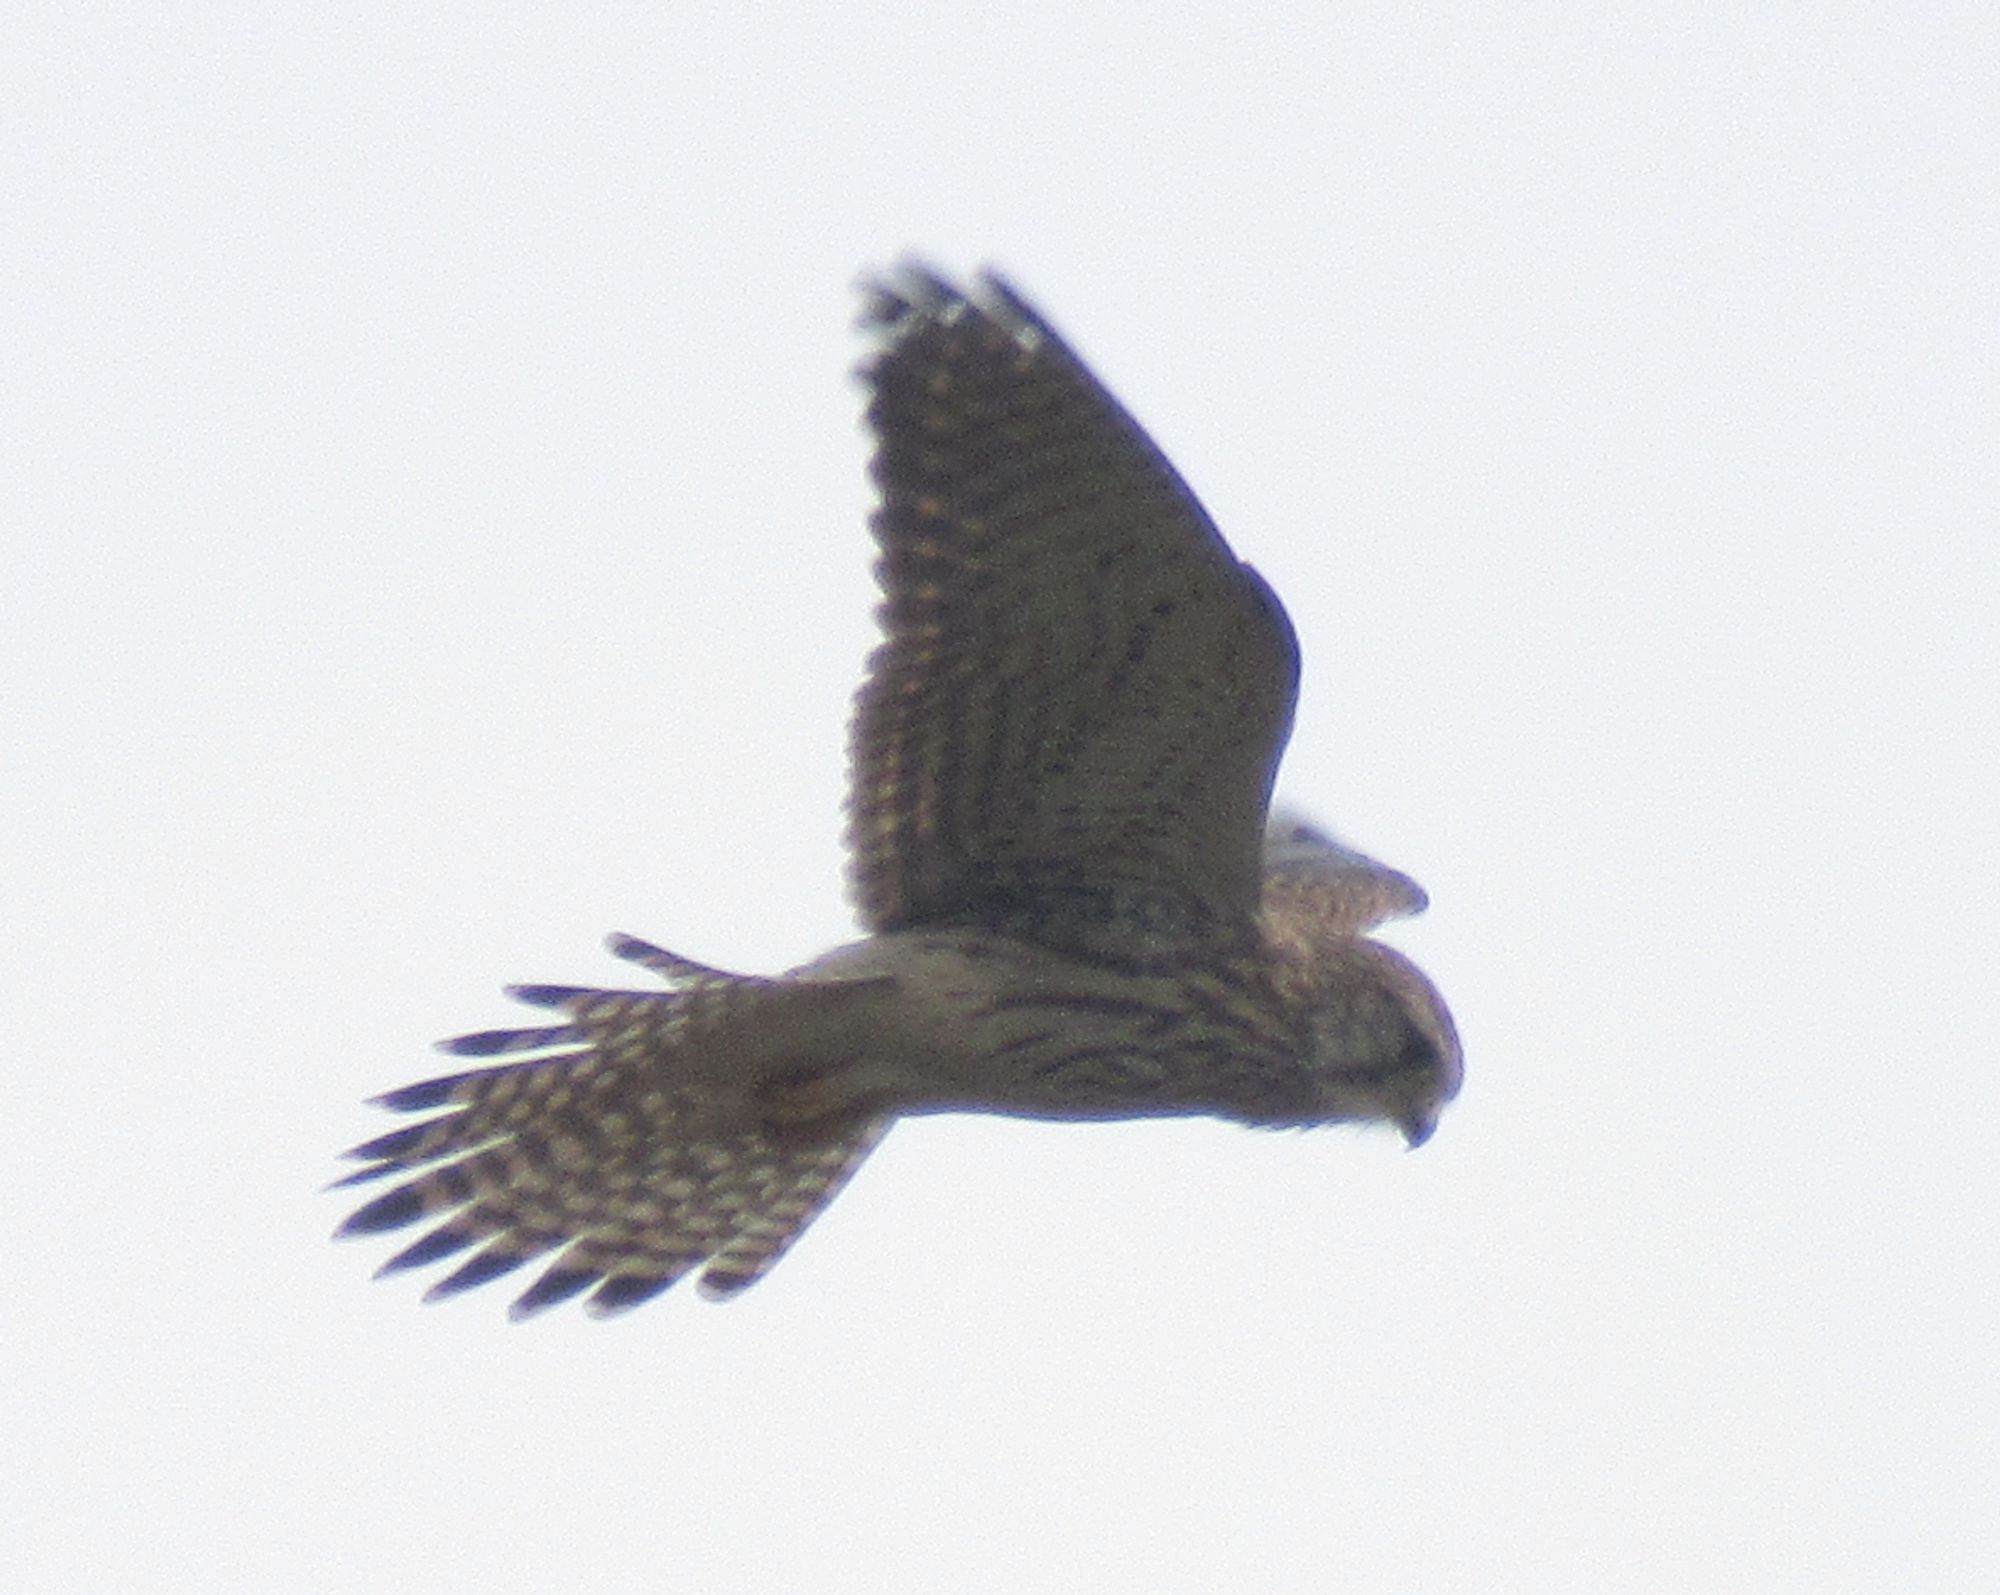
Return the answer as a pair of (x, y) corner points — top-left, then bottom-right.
(332, 264), (1459, 1316)
(848, 269), (1300, 939)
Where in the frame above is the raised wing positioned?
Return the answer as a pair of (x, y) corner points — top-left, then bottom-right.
(1260, 812), (1430, 940)
(848, 266), (1299, 940)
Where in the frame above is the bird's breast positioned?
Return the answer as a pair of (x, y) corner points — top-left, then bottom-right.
(794, 931), (1310, 1123)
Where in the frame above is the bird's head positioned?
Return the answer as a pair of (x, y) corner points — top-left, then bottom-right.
(1290, 937), (1462, 1144)
(1258, 814), (1461, 1143)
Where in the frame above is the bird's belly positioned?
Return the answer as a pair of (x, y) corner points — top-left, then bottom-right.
(801, 931), (1300, 1123)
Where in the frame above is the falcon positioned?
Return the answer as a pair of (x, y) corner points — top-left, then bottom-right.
(334, 265), (1461, 1315)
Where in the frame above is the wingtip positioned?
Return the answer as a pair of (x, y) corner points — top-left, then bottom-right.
(856, 259), (1043, 340)
(855, 257), (959, 334)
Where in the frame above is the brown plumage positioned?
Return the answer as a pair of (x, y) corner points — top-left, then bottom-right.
(334, 265), (1461, 1316)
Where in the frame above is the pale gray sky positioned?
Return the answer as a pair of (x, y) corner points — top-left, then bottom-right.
(7, 6), (1995, 1591)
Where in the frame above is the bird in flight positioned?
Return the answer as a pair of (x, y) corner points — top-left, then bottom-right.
(334, 265), (1461, 1316)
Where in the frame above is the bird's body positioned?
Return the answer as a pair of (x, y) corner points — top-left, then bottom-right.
(770, 924), (1352, 1129)
(336, 266), (1461, 1314)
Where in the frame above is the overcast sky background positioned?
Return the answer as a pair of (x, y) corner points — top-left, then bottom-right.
(7, 6), (1995, 1591)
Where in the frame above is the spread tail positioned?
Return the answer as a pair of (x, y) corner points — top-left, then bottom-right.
(333, 934), (891, 1315)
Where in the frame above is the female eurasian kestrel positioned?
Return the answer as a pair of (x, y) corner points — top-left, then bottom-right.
(335, 266), (1461, 1315)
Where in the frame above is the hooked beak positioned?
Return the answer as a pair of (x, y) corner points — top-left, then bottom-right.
(1399, 1108), (1439, 1149)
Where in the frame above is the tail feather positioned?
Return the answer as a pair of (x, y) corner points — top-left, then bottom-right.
(376, 1220), (483, 1273)
(366, 1067), (495, 1112)
(424, 1240), (548, 1302)
(604, 932), (739, 986)
(334, 951), (893, 1314)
